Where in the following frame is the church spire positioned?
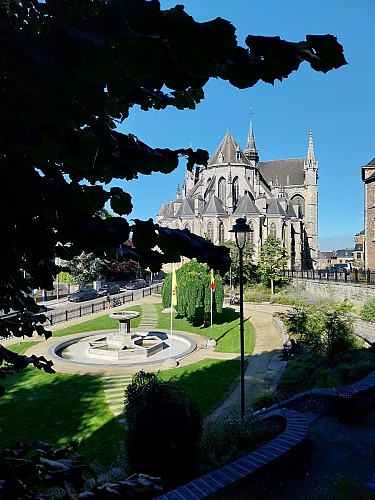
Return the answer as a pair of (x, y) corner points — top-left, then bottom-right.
(307, 129), (315, 166)
(304, 129), (318, 185)
(244, 120), (259, 162)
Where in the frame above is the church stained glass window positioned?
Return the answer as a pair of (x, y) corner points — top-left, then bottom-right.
(291, 194), (305, 218)
(218, 177), (226, 204)
(218, 221), (225, 243)
(232, 177), (239, 207)
(207, 222), (213, 241)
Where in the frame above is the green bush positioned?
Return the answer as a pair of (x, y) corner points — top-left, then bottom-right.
(360, 296), (375, 322)
(251, 391), (279, 412)
(244, 284), (271, 303)
(198, 413), (284, 473)
(284, 301), (357, 365)
(124, 371), (202, 488)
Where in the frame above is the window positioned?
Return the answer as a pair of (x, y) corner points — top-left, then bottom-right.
(232, 177), (239, 207)
(219, 152), (224, 162)
(236, 150), (241, 161)
(218, 177), (226, 204)
(218, 221), (225, 243)
(207, 222), (214, 241)
(270, 222), (277, 237)
(184, 223), (190, 232)
(291, 194), (305, 218)
(247, 221), (254, 244)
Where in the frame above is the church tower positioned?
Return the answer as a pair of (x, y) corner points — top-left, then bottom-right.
(303, 130), (319, 267)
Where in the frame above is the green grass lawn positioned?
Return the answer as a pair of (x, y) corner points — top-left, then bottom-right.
(0, 365), (123, 465)
(156, 304), (255, 354)
(0, 301), (253, 466)
(52, 304), (143, 336)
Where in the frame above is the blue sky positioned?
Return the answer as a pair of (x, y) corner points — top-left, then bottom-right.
(113, 0), (375, 252)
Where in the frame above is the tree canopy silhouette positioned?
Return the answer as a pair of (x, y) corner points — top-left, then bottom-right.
(0, 0), (346, 348)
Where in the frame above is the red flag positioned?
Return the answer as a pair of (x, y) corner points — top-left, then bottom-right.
(210, 269), (215, 291)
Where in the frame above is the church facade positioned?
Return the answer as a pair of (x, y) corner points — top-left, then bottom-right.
(157, 124), (318, 270)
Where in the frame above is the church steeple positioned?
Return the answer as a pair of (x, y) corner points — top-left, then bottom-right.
(304, 129), (318, 185)
(244, 120), (259, 162)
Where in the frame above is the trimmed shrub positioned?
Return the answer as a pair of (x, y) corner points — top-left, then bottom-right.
(124, 371), (202, 488)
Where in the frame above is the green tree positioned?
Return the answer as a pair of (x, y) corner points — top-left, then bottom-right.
(0, 0), (346, 379)
(258, 236), (288, 295)
(162, 261), (224, 325)
(220, 240), (258, 288)
(64, 252), (103, 284)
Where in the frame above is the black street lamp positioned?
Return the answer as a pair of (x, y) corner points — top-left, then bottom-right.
(229, 217), (252, 420)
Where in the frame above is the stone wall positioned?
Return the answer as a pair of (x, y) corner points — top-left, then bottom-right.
(294, 278), (375, 307)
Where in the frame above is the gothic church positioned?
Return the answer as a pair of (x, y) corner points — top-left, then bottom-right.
(157, 124), (318, 270)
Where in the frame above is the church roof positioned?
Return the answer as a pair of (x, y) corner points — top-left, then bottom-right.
(201, 195), (228, 216)
(286, 202), (298, 218)
(157, 202), (169, 217)
(266, 198), (286, 216)
(366, 158), (375, 167)
(175, 198), (195, 217)
(233, 194), (260, 216)
(258, 158), (305, 187)
(208, 131), (250, 167)
(163, 202), (176, 219)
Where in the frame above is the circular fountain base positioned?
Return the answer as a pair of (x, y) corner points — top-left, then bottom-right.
(53, 330), (196, 367)
(86, 332), (165, 361)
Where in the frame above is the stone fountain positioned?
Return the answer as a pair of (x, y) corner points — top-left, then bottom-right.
(86, 311), (164, 361)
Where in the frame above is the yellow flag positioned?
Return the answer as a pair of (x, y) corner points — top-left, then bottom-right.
(171, 264), (177, 307)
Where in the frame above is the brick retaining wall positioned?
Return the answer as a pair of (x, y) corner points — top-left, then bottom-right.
(156, 409), (309, 500)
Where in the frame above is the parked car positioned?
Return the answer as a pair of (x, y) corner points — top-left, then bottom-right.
(97, 284), (120, 296)
(125, 279), (146, 290)
(68, 288), (98, 302)
(333, 263), (352, 273)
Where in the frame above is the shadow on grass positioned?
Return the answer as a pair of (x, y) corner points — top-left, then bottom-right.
(176, 306), (240, 327)
(215, 316), (251, 343)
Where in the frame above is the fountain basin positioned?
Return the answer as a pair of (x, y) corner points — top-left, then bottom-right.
(86, 332), (164, 360)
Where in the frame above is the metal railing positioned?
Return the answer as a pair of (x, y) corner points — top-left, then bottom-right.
(284, 268), (375, 286)
(45, 284), (161, 327)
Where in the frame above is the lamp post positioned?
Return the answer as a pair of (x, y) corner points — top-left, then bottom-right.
(230, 217), (252, 419)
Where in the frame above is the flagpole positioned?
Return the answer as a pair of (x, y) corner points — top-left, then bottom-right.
(165, 263), (178, 367)
(210, 270), (213, 341)
(170, 263), (174, 357)
(207, 269), (216, 347)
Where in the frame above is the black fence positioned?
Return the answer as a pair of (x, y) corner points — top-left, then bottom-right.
(284, 268), (375, 286)
(45, 284), (161, 327)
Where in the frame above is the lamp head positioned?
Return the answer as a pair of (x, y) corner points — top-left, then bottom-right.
(229, 218), (252, 249)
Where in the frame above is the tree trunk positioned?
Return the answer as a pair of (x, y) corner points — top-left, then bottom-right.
(203, 311), (210, 327)
(271, 278), (274, 295)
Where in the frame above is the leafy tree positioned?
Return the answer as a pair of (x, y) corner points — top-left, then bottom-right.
(258, 236), (288, 295)
(64, 252), (103, 284)
(220, 240), (258, 288)
(124, 371), (202, 488)
(162, 261), (224, 325)
(0, 1), (346, 381)
(102, 258), (141, 282)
